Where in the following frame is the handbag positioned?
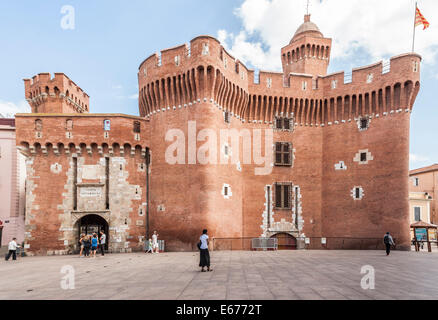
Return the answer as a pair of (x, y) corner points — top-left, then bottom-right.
(197, 240), (202, 250)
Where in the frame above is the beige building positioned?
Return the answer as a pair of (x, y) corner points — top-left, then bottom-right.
(0, 119), (26, 247)
(409, 164), (438, 225)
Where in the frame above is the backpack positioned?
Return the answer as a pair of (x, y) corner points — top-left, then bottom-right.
(384, 235), (390, 245)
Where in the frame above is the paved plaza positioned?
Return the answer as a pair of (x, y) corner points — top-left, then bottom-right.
(1, 250), (438, 300)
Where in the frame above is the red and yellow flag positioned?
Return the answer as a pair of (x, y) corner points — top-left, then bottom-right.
(415, 7), (430, 30)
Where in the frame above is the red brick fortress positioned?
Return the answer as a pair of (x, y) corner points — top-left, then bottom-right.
(16, 15), (420, 254)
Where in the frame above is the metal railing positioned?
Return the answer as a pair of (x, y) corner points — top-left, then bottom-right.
(212, 237), (395, 251)
(252, 238), (278, 250)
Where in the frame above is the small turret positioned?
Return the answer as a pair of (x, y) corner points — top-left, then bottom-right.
(23, 73), (89, 114)
(281, 14), (332, 78)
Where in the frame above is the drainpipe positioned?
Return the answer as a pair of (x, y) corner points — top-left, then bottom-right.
(146, 148), (150, 241)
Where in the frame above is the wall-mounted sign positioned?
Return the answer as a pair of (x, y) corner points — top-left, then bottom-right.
(79, 187), (102, 197)
(305, 238), (310, 244)
(321, 238), (327, 245)
(428, 229), (437, 241)
(416, 228), (427, 241)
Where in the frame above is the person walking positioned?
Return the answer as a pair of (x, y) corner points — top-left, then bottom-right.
(384, 232), (395, 256)
(79, 234), (85, 258)
(199, 229), (212, 272)
(99, 231), (106, 256)
(152, 231), (159, 254)
(5, 238), (21, 261)
(91, 233), (98, 258)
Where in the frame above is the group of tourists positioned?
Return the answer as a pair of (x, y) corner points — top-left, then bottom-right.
(79, 231), (106, 258)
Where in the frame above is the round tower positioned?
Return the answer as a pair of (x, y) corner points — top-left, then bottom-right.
(281, 14), (332, 78)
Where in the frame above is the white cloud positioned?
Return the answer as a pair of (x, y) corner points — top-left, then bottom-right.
(128, 94), (139, 99)
(219, 0), (438, 71)
(0, 100), (30, 118)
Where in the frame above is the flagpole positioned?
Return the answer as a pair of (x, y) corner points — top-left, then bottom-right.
(412, 1), (417, 52)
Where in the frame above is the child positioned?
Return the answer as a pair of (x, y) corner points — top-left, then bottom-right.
(145, 238), (153, 253)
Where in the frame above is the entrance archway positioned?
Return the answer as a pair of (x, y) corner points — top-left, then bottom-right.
(270, 233), (297, 250)
(77, 214), (109, 251)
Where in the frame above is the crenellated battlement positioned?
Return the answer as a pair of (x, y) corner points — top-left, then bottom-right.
(137, 30), (421, 127)
(15, 114), (149, 157)
(24, 73), (90, 114)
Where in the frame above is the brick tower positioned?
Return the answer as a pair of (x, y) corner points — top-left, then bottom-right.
(281, 14), (332, 77)
(24, 73), (89, 114)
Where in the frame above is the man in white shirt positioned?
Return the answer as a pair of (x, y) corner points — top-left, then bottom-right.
(5, 238), (20, 261)
(152, 231), (159, 254)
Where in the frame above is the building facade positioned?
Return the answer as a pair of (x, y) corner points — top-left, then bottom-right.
(410, 164), (437, 224)
(0, 118), (26, 247)
(16, 15), (421, 254)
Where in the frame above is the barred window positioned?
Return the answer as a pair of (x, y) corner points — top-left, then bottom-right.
(275, 117), (292, 131)
(275, 142), (292, 166)
(275, 183), (292, 209)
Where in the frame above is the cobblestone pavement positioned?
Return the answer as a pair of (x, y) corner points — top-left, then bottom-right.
(1, 250), (437, 300)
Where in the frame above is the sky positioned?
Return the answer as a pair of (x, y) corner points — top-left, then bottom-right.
(0, 0), (436, 169)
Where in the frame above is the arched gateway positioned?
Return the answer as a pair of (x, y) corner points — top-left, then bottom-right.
(75, 214), (109, 251)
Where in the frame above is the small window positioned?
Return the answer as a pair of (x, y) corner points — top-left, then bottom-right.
(352, 186), (364, 200)
(414, 177), (419, 187)
(224, 186), (228, 196)
(224, 145), (229, 156)
(275, 183), (291, 209)
(66, 119), (73, 131)
(360, 118), (368, 130)
(267, 78), (272, 88)
(360, 152), (367, 162)
(224, 57), (227, 69)
(35, 119), (42, 131)
(202, 43), (209, 55)
(220, 50), (223, 61)
(302, 81), (307, 91)
(224, 111), (230, 124)
(413, 61), (419, 73)
(235, 62), (239, 74)
(355, 188), (360, 199)
(331, 80), (337, 89)
(133, 121), (141, 133)
(175, 55), (180, 66)
(414, 207), (421, 221)
(366, 73), (374, 83)
(275, 142), (292, 166)
(103, 119), (111, 131)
